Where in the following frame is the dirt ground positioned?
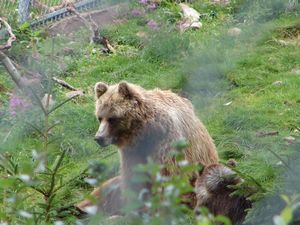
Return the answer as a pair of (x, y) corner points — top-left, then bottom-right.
(46, 3), (129, 36)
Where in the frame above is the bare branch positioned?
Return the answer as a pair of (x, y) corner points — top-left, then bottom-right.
(66, 4), (116, 52)
(0, 51), (24, 89)
(66, 5), (95, 43)
(0, 17), (16, 50)
(52, 77), (78, 91)
(256, 131), (279, 137)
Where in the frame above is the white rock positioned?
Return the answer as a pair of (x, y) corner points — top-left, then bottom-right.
(211, 0), (230, 5)
(136, 31), (147, 38)
(291, 69), (300, 75)
(228, 27), (242, 36)
(284, 136), (296, 143)
(178, 3), (202, 31)
(179, 3), (200, 21)
(272, 81), (283, 86)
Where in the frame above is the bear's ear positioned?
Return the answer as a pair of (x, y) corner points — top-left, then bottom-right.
(95, 82), (108, 99)
(118, 81), (141, 101)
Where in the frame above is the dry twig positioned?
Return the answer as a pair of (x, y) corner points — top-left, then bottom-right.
(52, 77), (78, 91)
(0, 52), (25, 89)
(256, 131), (279, 138)
(0, 18), (26, 90)
(67, 6), (115, 52)
(66, 5), (95, 43)
(0, 18), (16, 50)
(0, 18), (40, 92)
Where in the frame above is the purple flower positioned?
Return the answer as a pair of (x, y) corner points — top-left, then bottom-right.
(131, 9), (143, 17)
(139, 0), (148, 5)
(147, 20), (159, 30)
(9, 93), (30, 116)
(146, 3), (157, 11)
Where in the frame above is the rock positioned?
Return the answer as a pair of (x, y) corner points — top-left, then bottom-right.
(284, 136), (296, 143)
(228, 27), (242, 37)
(211, 0), (230, 5)
(177, 18), (202, 31)
(177, 3), (202, 32)
(272, 80), (283, 86)
(291, 69), (300, 75)
(136, 31), (147, 38)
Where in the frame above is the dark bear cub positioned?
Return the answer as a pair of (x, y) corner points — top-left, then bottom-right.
(195, 163), (252, 225)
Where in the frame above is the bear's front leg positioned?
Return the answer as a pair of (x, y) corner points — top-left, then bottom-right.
(76, 175), (122, 216)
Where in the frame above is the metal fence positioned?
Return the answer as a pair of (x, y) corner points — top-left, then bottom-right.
(0, 0), (103, 26)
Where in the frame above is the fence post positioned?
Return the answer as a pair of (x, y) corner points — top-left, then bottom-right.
(18, 0), (31, 23)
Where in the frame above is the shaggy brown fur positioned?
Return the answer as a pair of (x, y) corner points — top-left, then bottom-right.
(77, 176), (121, 215)
(77, 81), (219, 214)
(195, 164), (252, 225)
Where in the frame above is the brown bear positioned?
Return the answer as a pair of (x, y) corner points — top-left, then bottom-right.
(76, 81), (219, 215)
(195, 163), (252, 225)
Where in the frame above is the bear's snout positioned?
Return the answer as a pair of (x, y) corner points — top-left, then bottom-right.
(94, 136), (111, 147)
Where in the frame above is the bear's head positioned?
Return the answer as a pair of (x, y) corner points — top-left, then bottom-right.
(94, 81), (147, 148)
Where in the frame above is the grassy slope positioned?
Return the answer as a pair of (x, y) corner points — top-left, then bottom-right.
(0, 0), (299, 223)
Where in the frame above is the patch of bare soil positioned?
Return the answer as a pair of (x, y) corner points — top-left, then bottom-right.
(47, 3), (129, 36)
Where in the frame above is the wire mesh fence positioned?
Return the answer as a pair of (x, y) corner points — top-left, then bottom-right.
(0, 0), (92, 24)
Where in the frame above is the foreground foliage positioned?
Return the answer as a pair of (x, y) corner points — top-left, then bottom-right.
(0, 0), (299, 224)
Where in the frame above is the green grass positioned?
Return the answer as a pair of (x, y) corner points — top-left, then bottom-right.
(0, 0), (300, 224)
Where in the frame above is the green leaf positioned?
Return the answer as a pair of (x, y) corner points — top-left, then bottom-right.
(281, 207), (293, 223)
(281, 195), (290, 204)
(19, 22), (30, 31)
(216, 215), (232, 225)
(51, 156), (60, 172)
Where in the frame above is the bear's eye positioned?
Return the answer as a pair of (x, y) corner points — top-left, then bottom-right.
(108, 117), (119, 124)
(97, 117), (102, 123)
